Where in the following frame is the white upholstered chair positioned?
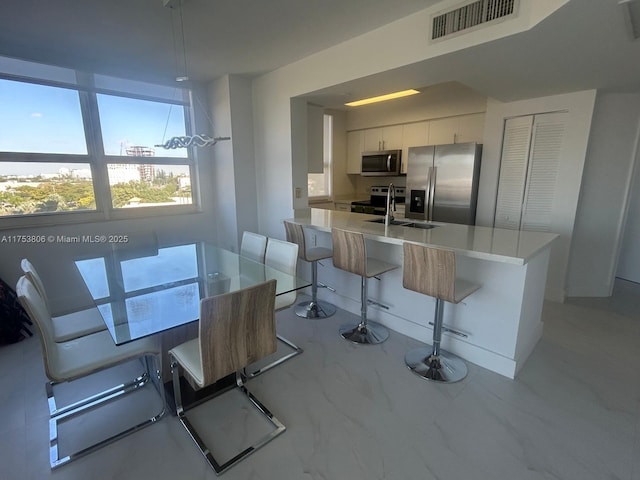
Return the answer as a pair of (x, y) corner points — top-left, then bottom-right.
(402, 242), (480, 383)
(240, 231), (268, 263)
(331, 228), (398, 345)
(284, 220), (336, 319)
(16, 275), (165, 469)
(169, 279), (285, 475)
(20, 258), (107, 342)
(245, 237), (302, 377)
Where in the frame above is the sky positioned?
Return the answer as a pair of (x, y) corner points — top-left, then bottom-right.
(0, 78), (189, 176)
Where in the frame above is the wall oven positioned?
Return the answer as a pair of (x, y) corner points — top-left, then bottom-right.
(361, 150), (402, 176)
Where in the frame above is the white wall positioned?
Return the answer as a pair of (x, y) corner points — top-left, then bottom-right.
(346, 82), (487, 131)
(228, 75), (259, 247)
(250, 1), (567, 240)
(567, 93), (640, 293)
(327, 109), (357, 198)
(476, 90), (597, 301)
(617, 143), (640, 283)
(208, 75), (259, 251)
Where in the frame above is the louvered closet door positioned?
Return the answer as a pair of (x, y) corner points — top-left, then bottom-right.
(494, 116), (534, 229)
(520, 112), (567, 231)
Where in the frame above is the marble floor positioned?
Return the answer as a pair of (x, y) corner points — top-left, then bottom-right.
(1, 279), (639, 480)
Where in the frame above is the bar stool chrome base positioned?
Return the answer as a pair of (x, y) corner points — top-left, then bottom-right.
(295, 299), (336, 319)
(405, 346), (468, 383)
(340, 321), (389, 345)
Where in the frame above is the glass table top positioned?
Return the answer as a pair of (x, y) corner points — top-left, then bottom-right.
(75, 242), (310, 345)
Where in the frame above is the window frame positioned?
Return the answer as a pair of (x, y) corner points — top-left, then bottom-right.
(0, 60), (200, 228)
(308, 113), (333, 202)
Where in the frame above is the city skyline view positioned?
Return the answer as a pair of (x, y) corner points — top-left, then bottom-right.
(0, 77), (188, 177)
(0, 76), (194, 215)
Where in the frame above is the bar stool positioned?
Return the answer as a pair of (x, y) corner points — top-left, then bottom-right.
(284, 221), (336, 319)
(331, 228), (398, 345)
(402, 242), (479, 383)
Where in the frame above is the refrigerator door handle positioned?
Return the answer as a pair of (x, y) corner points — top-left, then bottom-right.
(429, 166), (437, 220)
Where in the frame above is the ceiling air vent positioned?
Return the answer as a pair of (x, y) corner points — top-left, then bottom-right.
(431, 0), (517, 40)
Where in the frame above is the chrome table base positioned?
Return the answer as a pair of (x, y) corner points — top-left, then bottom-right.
(404, 346), (468, 383)
(340, 321), (389, 345)
(295, 300), (336, 319)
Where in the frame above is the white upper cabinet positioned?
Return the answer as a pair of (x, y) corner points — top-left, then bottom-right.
(427, 117), (458, 145)
(347, 130), (364, 174)
(456, 113), (485, 144)
(363, 125), (403, 151)
(345, 113), (485, 175)
(401, 121), (429, 174)
(427, 113), (485, 145)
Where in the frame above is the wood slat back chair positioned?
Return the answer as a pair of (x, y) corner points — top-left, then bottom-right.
(284, 221), (336, 319)
(16, 275), (165, 469)
(402, 242), (480, 383)
(245, 237), (302, 378)
(20, 258), (107, 342)
(169, 279), (285, 475)
(331, 228), (398, 345)
(240, 231), (268, 263)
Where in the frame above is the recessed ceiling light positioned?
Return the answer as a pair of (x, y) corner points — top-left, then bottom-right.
(345, 89), (420, 107)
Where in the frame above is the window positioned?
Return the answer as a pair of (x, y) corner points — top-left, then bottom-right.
(308, 114), (332, 199)
(0, 56), (197, 222)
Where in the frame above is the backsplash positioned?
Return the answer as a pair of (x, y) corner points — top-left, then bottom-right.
(355, 175), (406, 195)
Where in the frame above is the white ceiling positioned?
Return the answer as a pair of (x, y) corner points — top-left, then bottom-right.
(1, 0), (640, 105)
(0, 0), (440, 84)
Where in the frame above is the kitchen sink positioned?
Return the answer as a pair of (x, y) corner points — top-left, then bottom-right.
(408, 222), (436, 230)
(366, 219), (437, 229)
(367, 218), (413, 226)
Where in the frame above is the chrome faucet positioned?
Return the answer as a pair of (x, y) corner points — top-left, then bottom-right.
(384, 183), (396, 226)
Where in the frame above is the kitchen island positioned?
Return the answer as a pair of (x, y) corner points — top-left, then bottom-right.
(287, 209), (558, 378)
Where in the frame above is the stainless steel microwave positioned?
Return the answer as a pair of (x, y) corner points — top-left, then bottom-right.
(361, 150), (402, 176)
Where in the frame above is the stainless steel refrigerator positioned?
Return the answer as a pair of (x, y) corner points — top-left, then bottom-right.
(405, 142), (482, 225)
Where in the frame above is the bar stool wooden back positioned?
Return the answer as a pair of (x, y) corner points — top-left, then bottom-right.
(284, 221), (336, 319)
(331, 228), (398, 345)
(402, 242), (479, 383)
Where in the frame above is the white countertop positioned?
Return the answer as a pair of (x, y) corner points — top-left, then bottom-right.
(290, 209), (558, 266)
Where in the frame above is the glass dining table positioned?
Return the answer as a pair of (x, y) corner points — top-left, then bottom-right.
(74, 241), (311, 346)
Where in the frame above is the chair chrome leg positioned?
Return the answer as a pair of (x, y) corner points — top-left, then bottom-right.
(244, 334), (303, 378)
(172, 368), (286, 474)
(404, 298), (467, 383)
(295, 260), (336, 319)
(49, 354), (166, 469)
(339, 276), (389, 345)
(404, 347), (468, 383)
(47, 371), (150, 418)
(339, 321), (390, 345)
